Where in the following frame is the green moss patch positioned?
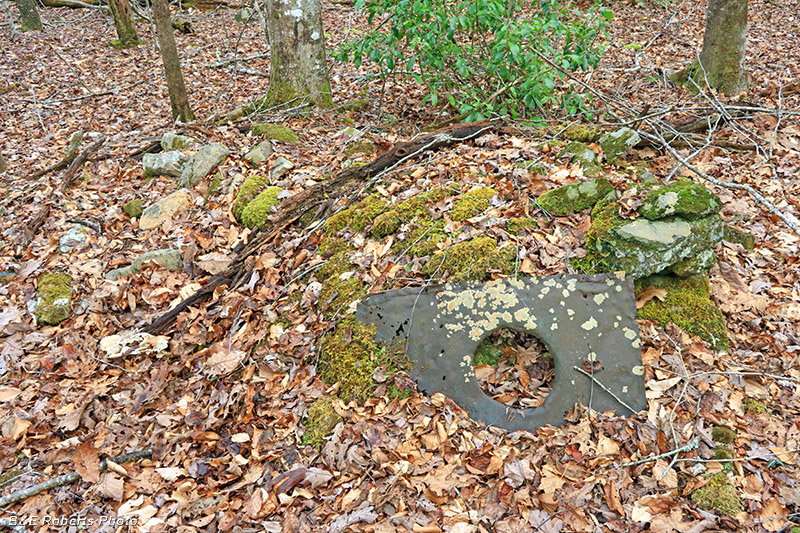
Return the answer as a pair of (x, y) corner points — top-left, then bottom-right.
(319, 278), (365, 319)
(636, 274), (729, 350)
(250, 123), (299, 143)
(318, 317), (409, 402)
(744, 398), (767, 414)
(324, 195), (388, 235)
(123, 199), (143, 219)
(396, 218), (447, 257)
(638, 179), (721, 220)
(302, 395), (342, 449)
(712, 426), (737, 444)
(370, 190), (447, 238)
(451, 187), (497, 222)
(690, 474), (743, 516)
(560, 124), (605, 143)
(423, 237), (516, 282)
(232, 175), (270, 222)
(506, 218), (538, 234)
(537, 178), (613, 215)
(240, 186), (282, 229)
(36, 273), (73, 326)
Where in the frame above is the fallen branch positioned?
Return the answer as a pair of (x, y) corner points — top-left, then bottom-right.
(573, 366), (638, 415)
(621, 436), (700, 467)
(41, 0), (106, 8)
(0, 449), (152, 509)
(30, 130), (83, 179)
(143, 120), (498, 334)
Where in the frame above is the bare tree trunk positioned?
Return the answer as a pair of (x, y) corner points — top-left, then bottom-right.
(264, 0), (332, 108)
(151, 0), (194, 121)
(674, 0), (748, 94)
(109, 0), (140, 47)
(15, 0), (42, 31)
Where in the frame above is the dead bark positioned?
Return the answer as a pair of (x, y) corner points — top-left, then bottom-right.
(152, 0), (194, 122)
(144, 120), (497, 334)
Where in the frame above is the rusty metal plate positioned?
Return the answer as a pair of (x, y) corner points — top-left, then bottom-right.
(356, 273), (646, 431)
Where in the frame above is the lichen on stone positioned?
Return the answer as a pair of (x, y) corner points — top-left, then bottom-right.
(232, 174), (270, 222)
(302, 395), (342, 449)
(723, 224), (755, 250)
(712, 426), (737, 444)
(35, 273), (73, 326)
(240, 186), (283, 229)
(451, 187), (497, 222)
(317, 316), (409, 402)
(250, 123), (299, 143)
(635, 274), (729, 350)
(423, 236), (516, 282)
(690, 473), (744, 516)
(638, 179), (722, 220)
(537, 177), (613, 215)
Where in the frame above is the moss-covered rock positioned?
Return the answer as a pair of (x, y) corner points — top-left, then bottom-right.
(343, 141), (374, 159)
(560, 124), (605, 143)
(324, 195), (388, 235)
(123, 199), (143, 219)
(397, 218), (447, 257)
(423, 237), (516, 282)
(319, 278), (365, 319)
(506, 218), (538, 234)
(578, 194), (725, 279)
(302, 395), (342, 449)
(636, 274), (729, 350)
(537, 178), (614, 215)
(318, 316), (409, 402)
(370, 190), (446, 238)
(690, 474), (743, 515)
(240, 186), (283, 229)
(35, 273), (73, 326)
(250, 123), (299, 143)
(232, 175), (270, 222)
(559, 142), (602, 176)
(639, 180), (722, 220)
(712, 426), (737, 444)
(599, 127), (640, 163)
(723, 224), (755, 250)
(451, 187), (497, 221)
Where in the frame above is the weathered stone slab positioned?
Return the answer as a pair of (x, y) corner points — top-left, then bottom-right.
(105, 248), (183, 281)
(161, 132), (198, 151)
(356, 274), (647, 431)
(178, 143), (230, 188)
(143, 151), (188, 178)
(139, 189), (193, 230)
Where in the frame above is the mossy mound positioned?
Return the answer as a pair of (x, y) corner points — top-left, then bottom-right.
(396, 218), (447, 257)
(560, 124), (605, 143)
(240, 186), (282, 229)
(599, 127), (640, 163)
(343, 141), (374, 159)
(451, 187), (497, 222)
(370, 190), (447, 238)
(744, 398), (767, 414)
(316, 237), (364, 319)
(123, 199), (143, 219)
(423, 236), (516, 282)
(690, 474), (743, 516)
(318, 317), (409, 402)
(636, 274), (729, 350)
(232, 175), (271, 222)
(506, 218), (538, 234)
(250, 123), (299, 143)
(302, 395), (342, 449)
(558, 142), (602, 176)
(324, 195), (388, 235)
(639, 179), (722, 220)
(712, 426), (737, 444)
(537, 178), (613, 215)
(36, 273), (73, 326)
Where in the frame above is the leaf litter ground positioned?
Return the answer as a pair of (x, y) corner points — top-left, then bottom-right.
(0, 1), (799, 532)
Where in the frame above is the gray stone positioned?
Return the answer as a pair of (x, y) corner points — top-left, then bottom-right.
(178, 143), (230, 188)
(671, 248), (717, 277)
(234, 6), (256, 23)
(560, 142), (601, 176)
(599, 127), (640, 163)
(160, 132), (198, 151)
(356, 274), (646, 432)
(58, 226), (88, 254)
(139, 190), (193, 231)
(105, 248), (183, 281)
(271, 156), (294, 180)
(597, 214), (724, 278)
(244, 140), (274, 165)
(143, 151), (189, 178)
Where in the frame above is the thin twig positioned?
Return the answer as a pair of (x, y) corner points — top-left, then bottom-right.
(621, 436), (700, 467)
(572, 366), (638, 414)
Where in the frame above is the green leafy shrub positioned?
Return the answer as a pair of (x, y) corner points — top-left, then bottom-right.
(338, 0), (611, 121)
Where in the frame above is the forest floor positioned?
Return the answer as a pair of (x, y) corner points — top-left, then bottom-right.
(1, 0), (800, 532)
